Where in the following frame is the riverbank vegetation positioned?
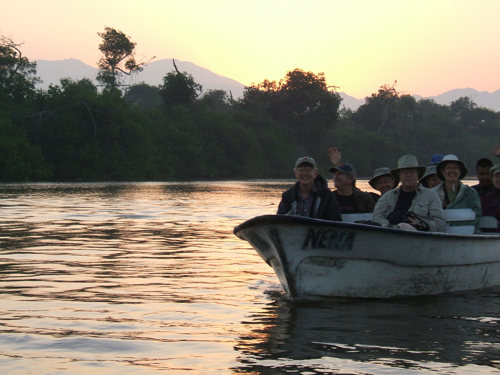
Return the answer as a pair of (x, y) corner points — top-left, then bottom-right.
(1, 30), (499, 182)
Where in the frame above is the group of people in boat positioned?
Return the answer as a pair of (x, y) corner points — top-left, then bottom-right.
(277, 147), (500, 233)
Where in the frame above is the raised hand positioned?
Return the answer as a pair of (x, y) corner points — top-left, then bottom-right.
(328, 146), (342, 167)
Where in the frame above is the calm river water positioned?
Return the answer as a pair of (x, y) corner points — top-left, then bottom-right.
(0, 181), (499, 375)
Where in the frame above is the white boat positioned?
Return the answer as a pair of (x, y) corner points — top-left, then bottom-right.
(233, 213), (500, 298)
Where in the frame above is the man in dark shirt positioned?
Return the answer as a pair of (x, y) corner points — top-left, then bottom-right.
(373, 155), (445, 232)
(481, 163), (500, 232)
(471, 158), (494, 198)
(330, 163), (374, 214)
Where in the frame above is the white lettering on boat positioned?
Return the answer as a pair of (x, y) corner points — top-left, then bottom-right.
(301, 229), (355, 251)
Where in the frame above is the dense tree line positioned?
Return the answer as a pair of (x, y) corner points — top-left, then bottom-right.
(0, 30), (499, 182)
(332, 84), (500, 176)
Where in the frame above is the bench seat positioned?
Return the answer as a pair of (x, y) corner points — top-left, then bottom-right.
(341, 208), (497, 234)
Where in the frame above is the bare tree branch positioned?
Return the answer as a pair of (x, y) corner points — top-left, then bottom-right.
(24, 101), (101, 137)
(173, 59), (180, 74)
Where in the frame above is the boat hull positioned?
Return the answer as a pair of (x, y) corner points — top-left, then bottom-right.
(234, 215), (500, 298)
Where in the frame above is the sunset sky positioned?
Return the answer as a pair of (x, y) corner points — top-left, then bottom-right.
(1, 0), (499, 98)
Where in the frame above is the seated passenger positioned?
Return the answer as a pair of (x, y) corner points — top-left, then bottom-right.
(480, 163), (500, 232)
(330, 163), (375, 214)
(471, 158), (494, 197)
(368, 167), (399, 203)
(373, 155), (446, 232)
(328, 146), (380, 208)
(420, 166), (441, 189)
(277, 157), (341, 221)
(432, 155), (482, 234)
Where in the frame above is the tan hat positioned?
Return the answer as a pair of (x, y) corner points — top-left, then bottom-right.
(436, 154), (468, 181)
(390, 155), (427, 180)
(368, 167), (398, 189)
(294, 156), (317, 169)
(421, 165), (439, 181)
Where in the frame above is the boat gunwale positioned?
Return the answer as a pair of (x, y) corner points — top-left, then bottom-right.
(234, 214), (500, 240)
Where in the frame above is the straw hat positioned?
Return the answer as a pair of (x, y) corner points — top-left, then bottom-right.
(390, 155), (427, 180)
(368, 167), (398, 189)
(436, 154), (468, 181)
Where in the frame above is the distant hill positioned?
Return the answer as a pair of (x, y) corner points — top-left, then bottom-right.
(340, 89), (500, 112)
(35, 59), (499, 111)
(339, 93), (365, 110)
(137, 59), (245, 99)
(427, 88), (500, 111)
(36, 58), (98, 88)
(35, 58), (246, 98)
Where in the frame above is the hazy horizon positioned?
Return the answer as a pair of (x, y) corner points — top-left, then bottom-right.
(34, 57), (500, 111)
(2, 1), (500, 99)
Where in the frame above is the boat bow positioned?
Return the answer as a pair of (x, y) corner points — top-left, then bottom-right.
(234, 215), (500, 298)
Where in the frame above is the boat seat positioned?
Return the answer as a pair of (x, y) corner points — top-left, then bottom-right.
(443, 209), (476, 234)
(480, 215), (498, 230)
(445, 208), (498, 233)
(342, 209), (498, 234)
(443, 208), (476, 221)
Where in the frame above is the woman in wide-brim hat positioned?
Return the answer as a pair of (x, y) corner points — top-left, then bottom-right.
(420, 165), (441, 189)
(432, 154), (482, 233)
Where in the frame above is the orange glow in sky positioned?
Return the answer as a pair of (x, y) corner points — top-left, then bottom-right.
(1, 0), (499, 98)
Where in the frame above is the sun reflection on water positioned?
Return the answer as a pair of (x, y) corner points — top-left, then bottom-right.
(0, 181), (499, 375)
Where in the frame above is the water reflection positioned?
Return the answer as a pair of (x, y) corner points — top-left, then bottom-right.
(0, 181), (499, 375)
(233, 290), (500, 374)
(0, 181), (285, 374)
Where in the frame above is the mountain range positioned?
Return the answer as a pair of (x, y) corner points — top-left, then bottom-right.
(36, 58), (247, 99)
(35, 59), (500, 111)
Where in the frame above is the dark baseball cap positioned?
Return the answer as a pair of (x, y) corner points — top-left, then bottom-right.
(329, 163), (356, 177)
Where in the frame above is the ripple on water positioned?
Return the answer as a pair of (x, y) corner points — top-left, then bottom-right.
(1, 181), (500, 374)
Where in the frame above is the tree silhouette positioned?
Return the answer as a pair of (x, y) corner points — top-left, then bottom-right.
(96, 27), (151, 92)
